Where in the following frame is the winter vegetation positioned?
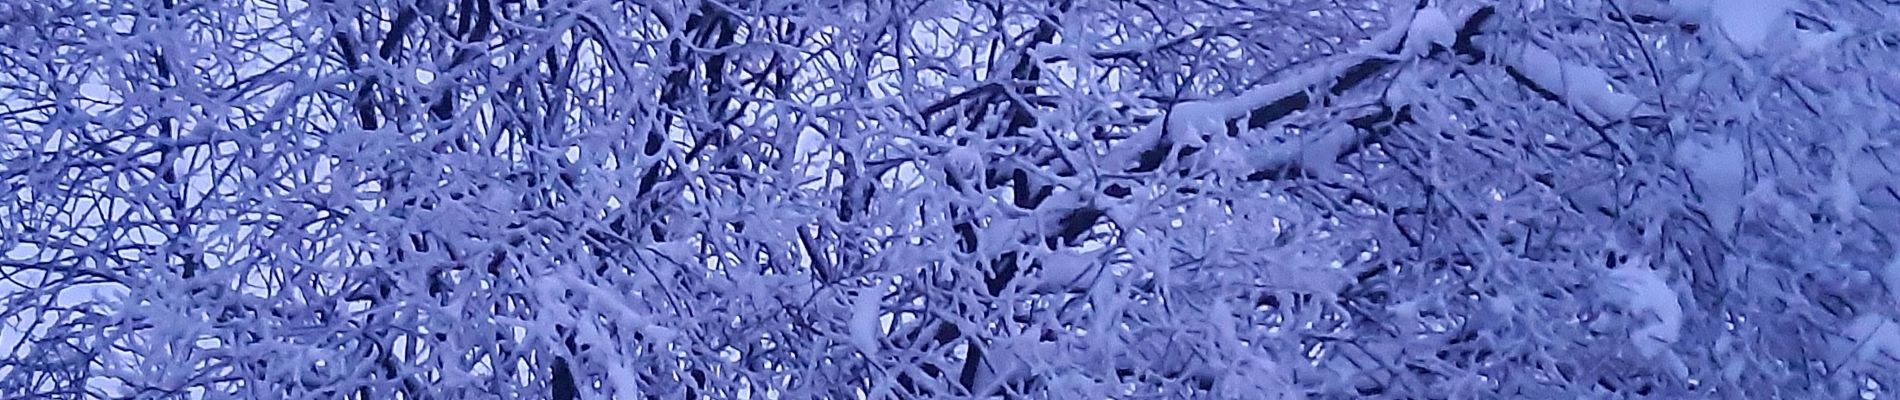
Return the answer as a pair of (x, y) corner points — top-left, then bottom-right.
(2, 0), (1899, 398)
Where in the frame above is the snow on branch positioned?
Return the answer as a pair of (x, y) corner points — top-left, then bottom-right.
(1506, 42), (1659, 126)
(1161, 8), (1419, 143)
(1111, 6), (1494, 176)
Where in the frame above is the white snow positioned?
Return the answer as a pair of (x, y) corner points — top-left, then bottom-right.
(1166, 101), (1229, 147)
(1562, 180), (1616, 216)
(1711, 0), (1792, 54)
(1032, 249), (1097, 293)
(1194, 124), (1359, 179)
(1848, 146), (1900, 212)
(1885, 250), (1900, 304)
(1795, 24), (1849, 57)
(1838, 314), (1900, 368)
(1298, 125), (1357, 181)
(1670, 0), (1796, 54)
(1673, 135), (1746, 236)
(1510, 44), (1648, 124)
(849, 280), (887, 356)
(969, 334), (1038, 392)
(1202, 138), (1257, 177)
(912, 0), (973, 22)
(1116, 8), (1438, 174)
(1742, 179), (1813, 232)
(1234, 130), (1299, 172)
(1155, 13), (1412, 147)
(1104, 120), (1165, 170)
(942, 143), (985, 183)
(1608, 261), (1683, 357)
(1668, 0), (1713, 21)
(1829, 169), (1860, 222)
(1403, 7), (1456, 58)
(1085, 269), (1126, 343)
(609, 364), (644, 397)
(1835, 127), (1876, 222)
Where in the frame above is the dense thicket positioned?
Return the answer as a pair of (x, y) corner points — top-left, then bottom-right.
(3, 0), (1898, 398)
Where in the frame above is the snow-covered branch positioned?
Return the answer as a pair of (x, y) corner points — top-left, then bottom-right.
(4, 0), (1896, 398)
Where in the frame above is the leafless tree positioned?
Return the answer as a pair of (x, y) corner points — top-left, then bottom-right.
(3, 0), (1898, 398)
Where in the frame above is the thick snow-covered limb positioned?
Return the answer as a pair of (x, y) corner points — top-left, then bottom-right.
(1108, 8), (1403, 172)
(1508, 43), (1657, 125)
(1163, 10), (1416, 142)
(1029, 248), (1099, 294)
(1110, 6), (1498, 177)
(1199, 121), (1367, 180)
(1298, 124), (1359, 181)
